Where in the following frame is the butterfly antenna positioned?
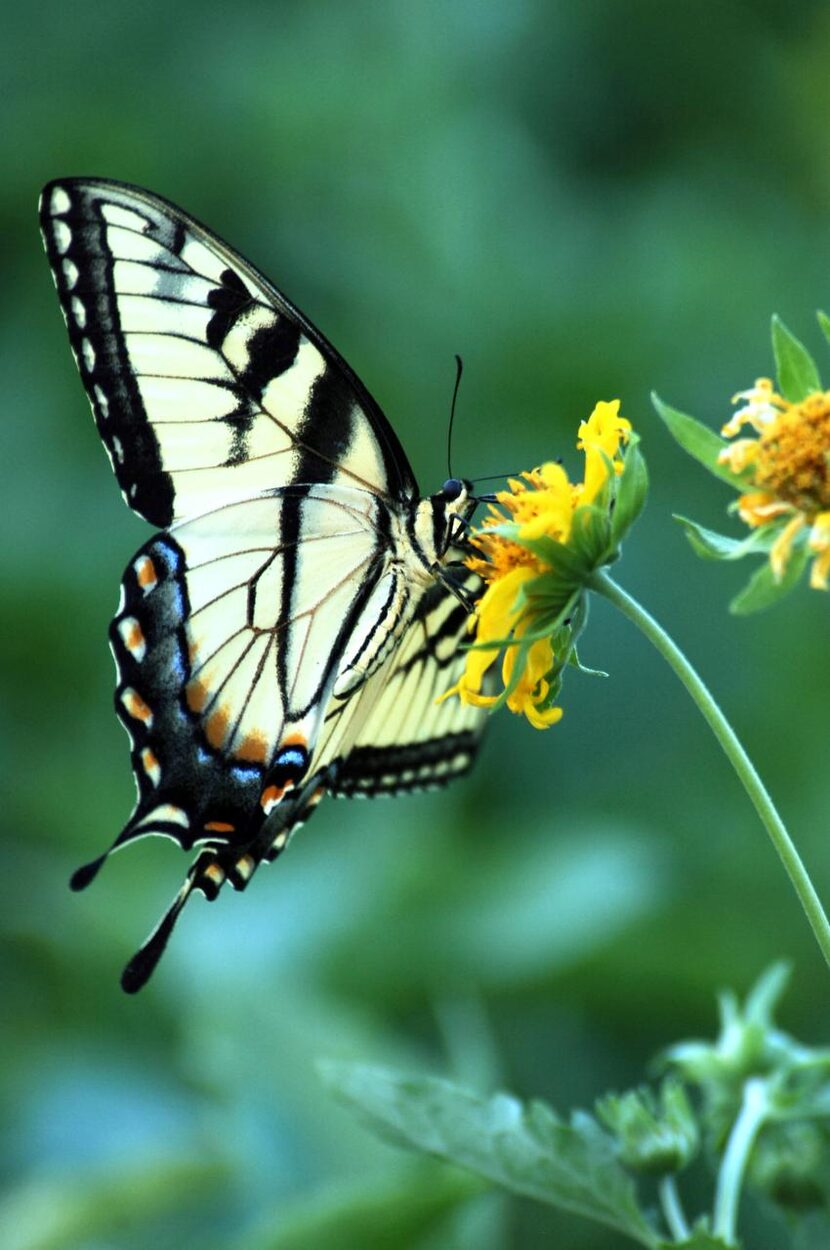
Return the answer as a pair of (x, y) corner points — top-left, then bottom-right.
(447, 355), (464, 478)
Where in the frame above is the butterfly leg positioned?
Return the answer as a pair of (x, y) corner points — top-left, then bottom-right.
(430, 563), (477, 614)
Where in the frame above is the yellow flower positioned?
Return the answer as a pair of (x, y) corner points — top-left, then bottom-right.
(719, 378), (830, 589)
(441, 400), (632, 728)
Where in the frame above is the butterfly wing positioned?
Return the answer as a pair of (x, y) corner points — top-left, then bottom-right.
(315, 564), (488, 796)
(39, 178), (417, 527)
(41, 177), (487, 990)
(98, 482), (413, 992)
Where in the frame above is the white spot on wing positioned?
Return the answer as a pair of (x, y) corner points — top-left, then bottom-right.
(62, 258), (79, 289)
(50, 186), (71, 215)
(53, 221), (72, 253)
(93, 383), (109, 418)
(135, 803), (189, 830)
(81, 338), (96, 371)
(71, 296), (86, 327)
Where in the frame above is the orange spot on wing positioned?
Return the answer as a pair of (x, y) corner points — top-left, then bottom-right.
(203, 863), (225, 886)
(122, 688), (153, 725)
(260, 783), (287, 812)
(135, 556), (157, 589)
(141, 747), (159, 773)
(186, 680), (209, 713)
(235, 853), (255, 880)
(204, 820), (235, 834)
(205, 707), (229, 749)
(126, 622), (145, 652)
(234, 732), (268, 764)
(281, 732), (308, 749)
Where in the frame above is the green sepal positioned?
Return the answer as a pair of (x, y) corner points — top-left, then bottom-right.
(569, 501), (613, 568)
(489, 522), (589, 581)
(611, 435), (649, 546)
(729, 542), (809, 615)
(674, 515), (785, 562)
(772, 313), (822, 402)
(568, 644), (608, 678)
(651, 394), (749, 489)
(320, 1062), (659, 1247)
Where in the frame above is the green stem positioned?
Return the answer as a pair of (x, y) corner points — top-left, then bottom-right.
(658, 1175), (690, 1243)
(588, 570), (830, 973)
(713, 1077), (769, 1242)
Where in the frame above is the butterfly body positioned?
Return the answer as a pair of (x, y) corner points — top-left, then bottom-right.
(40, 178), (487, 990)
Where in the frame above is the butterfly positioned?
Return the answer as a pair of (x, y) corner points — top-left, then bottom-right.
(40, 178), (489, 991)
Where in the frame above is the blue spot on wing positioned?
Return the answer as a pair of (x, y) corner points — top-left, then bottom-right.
(277, 748), (306, 770)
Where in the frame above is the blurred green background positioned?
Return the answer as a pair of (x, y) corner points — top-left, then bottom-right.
(4, 1), (830, 1246)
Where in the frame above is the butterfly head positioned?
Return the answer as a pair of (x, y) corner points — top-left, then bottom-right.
(405, 479), (474, 577)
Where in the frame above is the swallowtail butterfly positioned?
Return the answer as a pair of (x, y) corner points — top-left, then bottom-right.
(40, 179), (488, 991)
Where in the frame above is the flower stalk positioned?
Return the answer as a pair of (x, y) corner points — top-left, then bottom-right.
(444, 392), (830, 973)
(713, 1077), (770, 1242)
(587, 569), (830, 974)
(658, 1176), (690, 1243)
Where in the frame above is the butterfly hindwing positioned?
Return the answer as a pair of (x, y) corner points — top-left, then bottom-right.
(317, 565), (487, 796)
(39, 178), (417, 527)
(103, 485), (391, 857)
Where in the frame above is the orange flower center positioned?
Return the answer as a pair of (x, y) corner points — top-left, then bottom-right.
(754, 394), (830, 514)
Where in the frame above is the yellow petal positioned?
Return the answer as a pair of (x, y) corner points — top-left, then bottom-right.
(808, 510), (830, 552)
(577, 399), (631, 504)
(769, 514), (806, 581)
(808, 512), (830, 590)
(476, 566), (536, 643)
(736, 492), (793, 528)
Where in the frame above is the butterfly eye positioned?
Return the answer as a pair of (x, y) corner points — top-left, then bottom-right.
(442, 477), (464, 501)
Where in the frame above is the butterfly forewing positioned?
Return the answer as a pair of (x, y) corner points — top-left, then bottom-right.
(39, 179), (417, 526)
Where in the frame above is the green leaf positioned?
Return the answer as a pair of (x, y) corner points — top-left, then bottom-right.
(729, 542), (809, 614)
(652, 394), (747, 489)
(673, 515), (782, 562)
(817, 309), (830, 350)
(771, 314), (822, 402)
(321, 1063), (659, 1247)
(611, 437), (649, 546)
